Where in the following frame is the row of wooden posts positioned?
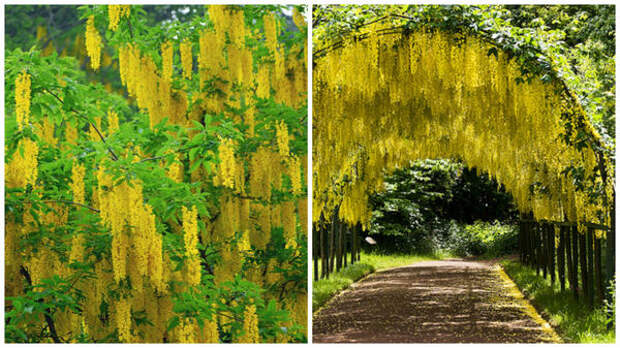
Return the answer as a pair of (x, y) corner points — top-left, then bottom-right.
(518, 218), (615, 308)
(313, 218), (362, 281)
(311, 215), (615, 310)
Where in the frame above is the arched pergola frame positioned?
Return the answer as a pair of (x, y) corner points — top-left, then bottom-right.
(312, 16), (614, 306)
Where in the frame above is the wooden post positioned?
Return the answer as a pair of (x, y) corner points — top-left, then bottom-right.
(572, 226), (580, 300)
(535, 223), (541, 276)
(519, 219), (524, 263)
(565, 226), (576, 297)
(336, 222), (343, 271)
(586, 228), (595, 308)
(351, 223), (357, 265)
(524, 220), (530, 265)
(329, 219), (335, 275)
(548, 224), (556, 286)
(605, 193), (615, 328)
(541, 223), (548, 279)
(356, 225), (361, 262)
(579, 230), (588, 304)
(320, 221), (327, 279)
(594, 234), (603, 305)
(313, 223), (319, 281)
(558, 225), (566, 292)
(530, 221), (537, 268)
(343, 225), (348, 268)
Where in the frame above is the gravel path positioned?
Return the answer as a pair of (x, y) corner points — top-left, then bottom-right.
(312, 259), (560, 343)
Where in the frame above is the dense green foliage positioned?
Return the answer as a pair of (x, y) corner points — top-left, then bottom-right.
(448, 221), (518, 257)
(366, 159), (517, 254)
(502, 260), (615, 343)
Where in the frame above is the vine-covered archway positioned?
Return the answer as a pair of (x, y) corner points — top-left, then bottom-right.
(312, 16), (614, 306)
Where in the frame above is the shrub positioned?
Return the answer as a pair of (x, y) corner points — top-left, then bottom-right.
(449, 220), (518, 257)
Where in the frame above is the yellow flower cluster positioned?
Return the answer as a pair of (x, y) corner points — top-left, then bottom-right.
(15, 70), (31, 130)
(108, 5), (130, 31)
(293, 8), (306, 31)
(180, 39), (193, 80)
(235, 304), (259, 343)
(6, 138), (39, 188)
(161, 41), (173, 82)
(115, 297), (132, 342)
(282, 201), (297, 249)
(288, 155), (302, 195)
(314, 25), (611, 233)
(215, 138), (236, 189)
(85, 15), (102, 70)
(182, 206), (201, 286)
(263, 13), (278, 54)
(70, 163), (86, 204)
(118, 43), (173, 128)
(276, 120), (290, 158)
(107, 110), (119, 134)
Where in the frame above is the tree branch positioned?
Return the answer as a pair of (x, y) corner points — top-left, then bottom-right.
(44, 200), (100, 213)
(43, 88), (119, 161)
(19, 266), (62, 343)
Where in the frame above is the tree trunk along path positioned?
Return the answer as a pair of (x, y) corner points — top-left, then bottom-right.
(313, 259), (561, 343)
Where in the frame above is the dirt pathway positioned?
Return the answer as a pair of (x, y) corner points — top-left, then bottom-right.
(312, 259), (560, 343)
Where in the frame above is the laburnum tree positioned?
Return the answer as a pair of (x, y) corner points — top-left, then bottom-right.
(5, 4), (307, 343)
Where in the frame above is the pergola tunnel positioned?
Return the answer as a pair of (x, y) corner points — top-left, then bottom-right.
(312, 23), (615, 307)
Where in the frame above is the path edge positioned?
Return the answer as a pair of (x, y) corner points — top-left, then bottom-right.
(496, 263), (563, 343)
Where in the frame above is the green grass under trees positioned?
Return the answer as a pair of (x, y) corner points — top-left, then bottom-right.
(501, 259), (615, 343)
(312, 252), (449, 312)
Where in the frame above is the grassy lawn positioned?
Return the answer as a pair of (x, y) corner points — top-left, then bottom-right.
(501, 259), (615, 343)
(313, 252), (449, 312)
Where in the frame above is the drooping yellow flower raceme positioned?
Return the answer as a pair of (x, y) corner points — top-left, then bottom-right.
(115, 297), (132, 342)
(180, 39), (193, 79)
(6, 138), (39, 188)
(15, 70), (31, 131)
(263, 13), (278, 54)
(108, 5), (130, 31)
(275, 120), (290, 158)
(85, 15), (102, 70)
(70, 163), (86, 204)
(108, 5), (121, 31)
(215, 138), (236, 189)
(182, 205), (201, 286)
(235, 304), (259, 343)
(293, 8), (306, 31)
(282, 201), (296, 249)
(107, 110), (119, 134)
(161, 41), (173, 82)
(288, 155), (302, 195)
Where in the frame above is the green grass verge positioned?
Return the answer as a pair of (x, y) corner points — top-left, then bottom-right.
(501, 259), (615, 343)
(313, 252), (448, 312)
